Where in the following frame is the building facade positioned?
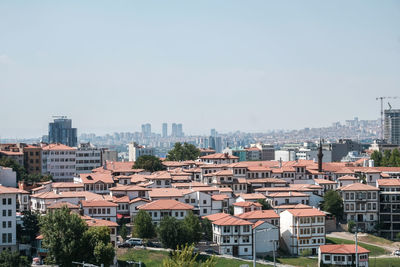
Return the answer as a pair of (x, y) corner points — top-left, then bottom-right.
(48, 117), (77, 147)
(384, 109), (400, 145)
(76, 143), (102, 174)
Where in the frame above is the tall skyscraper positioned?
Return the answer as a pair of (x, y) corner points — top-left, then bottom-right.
(48, 116), (77, 147)
(141, 123), (151, 137)
(171, 123), (177, 137)
(384, 109), (400, 145)
(162, 123), (168, 138)
(177, 123), (183, 137)
(210, 128), (217, 137)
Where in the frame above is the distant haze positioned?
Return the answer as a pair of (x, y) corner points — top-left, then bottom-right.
(1, 1), (399, 138)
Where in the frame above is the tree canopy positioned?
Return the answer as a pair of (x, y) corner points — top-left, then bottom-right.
(321, 190), (343, 220)
(257, 199), (271, 210)
(0, 157), (52, 183)
(201, 218), (213, 241)
(166, 143), (200, 161)
(39, 207), (115, 267)
(182, 211), (202, 244)
(163, 244), (216, 267)
(0, 250), (29, 267)
(133, 210), (156, 239)
(21, 210), (40, 243)
(133, 155), (166, 172)
(158, 216), (186, 249)
(371, 149), (400, 167)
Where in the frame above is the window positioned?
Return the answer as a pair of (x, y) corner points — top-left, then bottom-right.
(244, 248), (248, 252)
(2, 234), (6, 243)
(203, 200), (207, 204)
(7, 234), (11, 243)
(242, 236), (249, 243)
(7, 210), (11, 216)
(175, 212), (178, 217)
(2, 222), (5, 228)
(2, 199), (5, 205)
(107, 208), (110, 214)
(203, 209), (207, 214)
(325, 255), (331, 261)
(191, 199), (195, 203)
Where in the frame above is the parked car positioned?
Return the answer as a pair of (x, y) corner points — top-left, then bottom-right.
(145, 241), (161, 248)
(205, 249), (219, 255)
(127, 238), (143, 246)
(117, 242), (131, 248)
(394, 250), (400, 256)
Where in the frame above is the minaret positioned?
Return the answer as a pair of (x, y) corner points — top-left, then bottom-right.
(318, 139), (323, 172)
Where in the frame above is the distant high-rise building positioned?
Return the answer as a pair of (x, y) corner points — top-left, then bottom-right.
(141, 123), (151, 137)
(210, 128), (217, 137)
(209, 136), (223, 153)
(384, 109), (400, 145)
(177, 123), (183, 137)
(171, 123), (178, 137)
(48, 116), (77, 147)
(162, 123), (168, 138)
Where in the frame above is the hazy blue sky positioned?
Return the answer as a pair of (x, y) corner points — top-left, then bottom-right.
(1, 1), (400, 138)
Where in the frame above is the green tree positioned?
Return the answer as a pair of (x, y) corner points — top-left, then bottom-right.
(133, 210), (155, 239)
(201, 218), (213, 241)
(348, 220), (356, 233)
(321, 190), (343, 220)
(24, 173), (52, 184)
(163, 244), (216, 267)
(389, 148), (400, 167)
(166, 143), (200, 161)
(370, 151), (382, 167)
(81, 227), (115, 267)
(21, 210), (40, 243)
(39, 207), (88, 267)
(0, 250), (29, 267)
(0, 157), (26, 181)
(133, 155), (166, 172)
(119, 224), (128, 241)
(183, 212), (202, 245)
(158, 216), (187, 249)
(257, 199), (271, 210)
(381, 150), (392, 166)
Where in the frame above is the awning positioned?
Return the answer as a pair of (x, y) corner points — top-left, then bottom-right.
(117, 214), (131, 219)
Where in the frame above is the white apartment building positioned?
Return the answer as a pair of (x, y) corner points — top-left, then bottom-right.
(82, 200), (118, 222)
(76, 143), (102, 174)
(41, 144), (76, 181)
(137, 199), (194, 224)
(280, 208), (326, 255)
(339, 183), (379, 232)
(212, 215), (253, 258)
(128, 142), (155, 162)
(0, 185), (20, 251)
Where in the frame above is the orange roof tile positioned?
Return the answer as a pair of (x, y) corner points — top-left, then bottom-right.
(211, 194), (229, 201)
(212, 215), (253, 226)
(42, 143), (75, 151)
(81, 200), (118, 207)
(80, 172), (114, 184)
(47, 202), (79, 209)
(274, 203), (311, 209)
(267, 192), (308, 198)
(149, 188), (184, 198)
(339, 183), (379, 191)
(286, 208), (326, 217)
(52, 182), (84, 188)
(314, 179), (337, 185)
(238, 193), (266, 200)
(202, 212), (231, 222)
(84, 218), (118, 227)
(233, 201), (262, 207)
(377, 179), (400, 187)
(139, 199), (194, 210)
(237, 210), (279, 220)
(319, 244), (369, 254)
(337, 175), (358, 181)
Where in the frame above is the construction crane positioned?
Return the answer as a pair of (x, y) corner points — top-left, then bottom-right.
(376, 96), (399, 140)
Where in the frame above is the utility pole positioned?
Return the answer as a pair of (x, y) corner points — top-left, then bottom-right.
(355, 227), (358, 267)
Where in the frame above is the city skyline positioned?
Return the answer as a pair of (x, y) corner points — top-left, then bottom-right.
(1, 1), (400, 138)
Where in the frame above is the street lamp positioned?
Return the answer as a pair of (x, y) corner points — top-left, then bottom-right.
(253, 227), (277, 267)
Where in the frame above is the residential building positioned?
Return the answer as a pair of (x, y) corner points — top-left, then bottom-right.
(339, 183), (379, 232)
(0, 185), (20, 251)
(76, 143), (102, 174)
(101, 149), (118, 165)
(23, 145), (42, 174)
(212, 215), (253, 257)
(384, 109), (400, 145)
(280, 208), (326, 255)
(318, 244), (369, 267)
(255, 143), (275, 161)
(137, 199), (194, 224)
(48, 116), (77, 147)
(377, 179), (400, 239)
(141, 123), (151, 137)
(81, 200), (118, 222)
(128, 142), (155, 162)
(200, 153), (239, 164)
(0, 146), (24, 166)
(77, 172), (114, 194)
(0, 166), (16, 188)
(41, 144), (76, 181)
(246, 147), (261, 161)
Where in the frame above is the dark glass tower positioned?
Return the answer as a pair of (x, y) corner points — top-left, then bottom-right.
(48, 116), (77, 147)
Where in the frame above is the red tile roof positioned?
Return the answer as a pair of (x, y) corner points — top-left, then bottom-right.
(377, 179), (400, 187)
(42, 144), (75, 151)
(339, 183), (379, 191)
(237, 193), (266, 200)
(0, 185), (25, 194)
(212, 215), (253, 226)
(138, 199), (194, 210)
(319, 244), (369, 254)
(80, 172), (114, 184)
(285, 208), (326, 217)
(202, 212), (231, 222)
(211, 194), (229, 201)
(338, 175), (358, 181)
(314, 179), (337, 185)
(47, 202), (79, 209)
(81, 200), (118, 207)
(200, 153), (239, 160)
(237, 210), (279, 220)
(52, 182), (84, 188)
(267, 192), (309, 198)
(233, 201), (262, 207)
(84, 218), (118, 227)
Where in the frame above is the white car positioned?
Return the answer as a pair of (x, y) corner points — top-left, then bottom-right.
(394, 250), (400, 256)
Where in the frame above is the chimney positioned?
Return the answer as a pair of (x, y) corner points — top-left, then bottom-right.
(279, 158), (282, 168)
